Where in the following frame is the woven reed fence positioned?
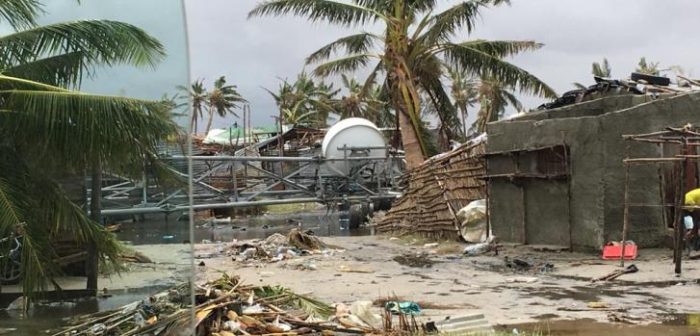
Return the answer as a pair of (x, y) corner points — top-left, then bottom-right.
(376, 141), (486, 239)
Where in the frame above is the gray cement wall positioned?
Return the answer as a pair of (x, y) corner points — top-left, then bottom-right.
(486, 92), (700, 250)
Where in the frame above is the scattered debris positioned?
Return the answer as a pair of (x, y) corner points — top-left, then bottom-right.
(385, 301), (421, 316)
(592, 264), (639, 282)
(463, 236), (497, 256)
(392, 253), (439, 268)
(226, 230), (340, 266)
(505, 276), (539, 284)
(602, 241), (638, 260)
(337, 265), (375, 274)
(455, 199), (488, 243)
(587, 301), (610, 309)
(431, 313), (494, 335)
(51, 274), (380, 335)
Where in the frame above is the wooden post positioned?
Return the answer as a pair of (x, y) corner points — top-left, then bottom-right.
(620, 143), (631, 267)
(675, 142), (689, 275)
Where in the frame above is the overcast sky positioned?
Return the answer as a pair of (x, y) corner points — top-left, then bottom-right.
(184, 0), (700, 129)
(41, 0), (189, 103)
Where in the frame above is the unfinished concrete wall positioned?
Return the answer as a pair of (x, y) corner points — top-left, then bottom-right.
(487, 116), (605, 250)
(599, 93), (700, 246)
(486, 93), (700, 250)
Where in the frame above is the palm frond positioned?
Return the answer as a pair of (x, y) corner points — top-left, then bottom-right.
(0, 156), (122, 297)
(248, 0), (385, 26)
(312, 53), (374, 77)
(421, 0), (485, 42)
(2, 51), (86, 87)
(0, 85), (177, 171)
(306, 32), (379, 65)
(446, 40), (543, 59)
(443, 42), (557, 98)
(0, 20), (165, 87)
(0, 0), (41, 30)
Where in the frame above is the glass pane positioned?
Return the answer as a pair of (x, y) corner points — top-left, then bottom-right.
(0, 0), (193, 334)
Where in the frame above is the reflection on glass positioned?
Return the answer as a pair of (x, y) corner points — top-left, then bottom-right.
(0, 0), (191, 334)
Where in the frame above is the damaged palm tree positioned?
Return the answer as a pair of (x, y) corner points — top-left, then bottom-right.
(249, 0), (555, 169)
(0, 0), (178, 298)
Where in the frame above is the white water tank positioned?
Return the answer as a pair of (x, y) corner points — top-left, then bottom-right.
(321, 118), (387, 175)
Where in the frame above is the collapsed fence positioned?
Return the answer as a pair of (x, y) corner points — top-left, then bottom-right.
(376, 141), (486, 239)
(621, 125), (700, 275)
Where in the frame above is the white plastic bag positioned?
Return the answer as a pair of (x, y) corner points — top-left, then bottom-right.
(456, 199), (488, 243)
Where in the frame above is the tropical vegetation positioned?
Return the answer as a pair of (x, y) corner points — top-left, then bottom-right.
(250, 0), (556, 168)
(0, 0), (178, 296)
(266, 71), (337, 127)
(180, 76), (247, 135)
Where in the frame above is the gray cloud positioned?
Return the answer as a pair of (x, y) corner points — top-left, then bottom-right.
(183, 0), (700, 128)
(39, 0), (189, 106)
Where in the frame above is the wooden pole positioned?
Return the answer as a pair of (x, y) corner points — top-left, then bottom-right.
(620, 143), (631, 267)
(673, 153), (686, 275)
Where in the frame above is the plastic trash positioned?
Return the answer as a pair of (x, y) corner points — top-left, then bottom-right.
(385, 301), (421, 315)
(456, 199), (488, 243)
(685, 215), (694, 230)
(350, 301), (381, 327)
(223, 320), (241, 332)
(242, 304), (264, 314)
(241, 247), (257, 259)
(162, 235), (174, 240)
(134, 312), (146, 327)
(463, 236), (496, 256)
(89, 323), (107, 333)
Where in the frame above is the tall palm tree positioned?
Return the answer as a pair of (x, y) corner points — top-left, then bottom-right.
(178, 79), (207, 135)
(0, 1), (177, 296)
(250, 0), (556, 169)
(446, 66), (478, 139)
(472, 76), (522, 134)
(204, 76), (247, 135)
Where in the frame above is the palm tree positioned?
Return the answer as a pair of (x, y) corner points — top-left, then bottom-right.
(250, 0), (556, 169)
(0, 1), (177, 296)
(178, 79), (207, 135)
(446, 66), (478, 139)
(636, 57), (660, 75)
(472, 76), (523, 134)
(574, 58), (612, 89)
(336, 74), (388, 123)
(592, 58), (612, 78)
(204, 76), (247, 135)
(266, 71), (337, 127)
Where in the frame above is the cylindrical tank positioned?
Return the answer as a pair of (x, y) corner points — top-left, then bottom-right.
(321, 118), (387, 175)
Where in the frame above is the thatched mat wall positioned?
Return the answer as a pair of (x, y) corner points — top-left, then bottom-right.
(376, 141), (486, 239)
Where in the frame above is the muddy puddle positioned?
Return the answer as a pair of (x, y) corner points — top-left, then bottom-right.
(393, 253), (440, 268)
(1, 211), (369, 334)
(500, 314), (700, 336)
(0, 285), (170, 335)
(115, 210), (370, 245)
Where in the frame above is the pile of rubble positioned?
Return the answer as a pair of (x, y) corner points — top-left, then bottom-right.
(51, 273), (414, 335)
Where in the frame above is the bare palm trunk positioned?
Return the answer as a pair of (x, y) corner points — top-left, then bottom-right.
(459, 105), (468, 138)
(386, 6), (426, 170)
(204, 106), (214, 136)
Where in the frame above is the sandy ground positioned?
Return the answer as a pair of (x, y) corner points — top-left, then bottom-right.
(194, 235), (700, 329)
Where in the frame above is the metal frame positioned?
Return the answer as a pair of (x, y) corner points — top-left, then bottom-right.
(95, 146), (404, 216)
